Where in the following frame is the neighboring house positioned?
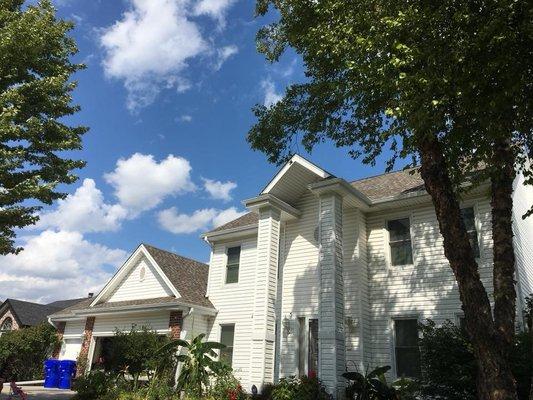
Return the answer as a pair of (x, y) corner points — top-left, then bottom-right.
(200, 155), (533, 397)
(0, 298), (85, 334)
(48, 244), (216, 375)
(47, 155), (533, 398)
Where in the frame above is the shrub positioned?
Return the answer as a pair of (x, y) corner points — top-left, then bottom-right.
(209, 365), (246, 400)
(0, 323), (58, 381)
(270, 376), (331, 400)
(72, 370), (114, 400)
(343, 366), (398, 400)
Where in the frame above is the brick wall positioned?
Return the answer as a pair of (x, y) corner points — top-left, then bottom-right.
(0, 309), (20, 331)
(76, 317), (95, 376)
(169, 311), (182, 339)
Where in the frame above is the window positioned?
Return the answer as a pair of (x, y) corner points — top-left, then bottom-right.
(461, 207), (480, 258)
(219, 325), (235, 366)
(394, 319), (421, 378)
(388, 218), (413, 266)
(225, 246), (241, 284)
(0, 317), (13, 331)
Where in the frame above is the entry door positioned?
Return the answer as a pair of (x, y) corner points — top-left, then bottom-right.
(308, 319), (318, 376)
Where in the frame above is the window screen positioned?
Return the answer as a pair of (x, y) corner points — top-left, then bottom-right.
(388, 218), (413, 266)
(219, 325), (235, 366)
(394, 319), (421, 378)
(461, 208), (480, 258)
(226, 246), (241, 283)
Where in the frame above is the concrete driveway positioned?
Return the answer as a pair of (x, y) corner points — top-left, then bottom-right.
(0, 386), (75, 399)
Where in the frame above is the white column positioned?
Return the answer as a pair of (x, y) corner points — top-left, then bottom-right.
(318, 193), (345, 398)
(250, 206), (281, 389)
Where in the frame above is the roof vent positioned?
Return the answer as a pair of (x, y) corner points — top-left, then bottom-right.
(88, 292), (94, 298)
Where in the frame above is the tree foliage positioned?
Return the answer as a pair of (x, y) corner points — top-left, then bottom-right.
(250, 0), (531, 194)
(0, 0), (87, 254)
(0, 323), (58, 381)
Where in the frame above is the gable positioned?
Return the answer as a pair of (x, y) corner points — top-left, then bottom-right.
(106, 256), (175, 303)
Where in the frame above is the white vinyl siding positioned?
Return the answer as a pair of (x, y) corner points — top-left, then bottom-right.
(92, 311), (170, 336)
(206, 237), (257, 389)
(367, 199), (493, 378)
(106, 257), (173, 303)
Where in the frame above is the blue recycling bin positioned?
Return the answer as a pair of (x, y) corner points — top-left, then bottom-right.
(58, 360), (77, 390)
(43, 359), (60, 388)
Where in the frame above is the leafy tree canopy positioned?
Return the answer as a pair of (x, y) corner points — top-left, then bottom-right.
(0, 0), (87, 254)
(249, 0), (532, 194)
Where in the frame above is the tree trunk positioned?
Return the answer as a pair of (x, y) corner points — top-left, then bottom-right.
(417, 136), (517, 400)
(491, 138), (517, 355)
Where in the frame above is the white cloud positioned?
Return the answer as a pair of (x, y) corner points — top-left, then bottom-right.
(178, 114), (193, 122)
(214, 45), (238, 70)
(0, 230), (126, 303)
(193, 0), (236, 27)
(104, 153), (196, 216)
(100, 0), (237, 111)
(261, 78), (283, 107)
(158, 206), (246, 234)
(36, 179), (127, 233)
(202, 178), (237, 201)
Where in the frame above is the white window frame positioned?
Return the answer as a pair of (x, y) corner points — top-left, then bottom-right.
(459, 202), (482, 260)
(385, 214), (415, 268)
(219, 323), (236, 367)
(223, 244), (242, 286)
(390, 314), (421, 379)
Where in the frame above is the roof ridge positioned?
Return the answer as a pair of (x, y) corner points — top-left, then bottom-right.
(142, 243), (208, 267)
(350, 166), (419, 183)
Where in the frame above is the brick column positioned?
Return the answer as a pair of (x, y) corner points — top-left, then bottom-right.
(76, 317), (95, 376)
(169, 311), (183, 339)
(52, 322), (66, 359)
(318, 193), (345, 398)
(250, 206), (281, 389)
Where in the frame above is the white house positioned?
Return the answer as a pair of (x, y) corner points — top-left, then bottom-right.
(49, 155), (533, 397)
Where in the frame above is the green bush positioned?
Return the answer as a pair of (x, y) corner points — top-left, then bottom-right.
(270, 376), (331, 400)
(209, 365), (246, 400)
(72, 370), (115, 400)
(419, 319), (532, 400)
(0, 323), (58, 381)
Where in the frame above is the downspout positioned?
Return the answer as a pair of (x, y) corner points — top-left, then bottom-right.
(173, 307), (194, 388)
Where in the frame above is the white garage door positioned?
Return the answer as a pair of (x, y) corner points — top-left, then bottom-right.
(60, 338), (82, 361)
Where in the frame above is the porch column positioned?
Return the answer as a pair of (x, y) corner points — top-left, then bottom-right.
(318, 193), (345, 398)
(76, 317), (95, 376)
(250, 206), (281, 389)
(169, 311), (183, 339)
(52, 322), (66, 359)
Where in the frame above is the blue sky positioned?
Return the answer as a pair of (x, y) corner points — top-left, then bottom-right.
(0, 0), (397, 303)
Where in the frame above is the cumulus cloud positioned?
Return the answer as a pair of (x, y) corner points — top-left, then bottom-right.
(214, 45), (238, 70)
(158, 206), (246, 234)
(36, 179), (127, 233)
(193, 0), (236, 27)
(202, 178), (237, 201)
(0, 230), (127, 302)
(105, 153), (196, 216)
(100, 0), (237, 111)
(178, 114), (193, 122)
(261, 78), (283, 107)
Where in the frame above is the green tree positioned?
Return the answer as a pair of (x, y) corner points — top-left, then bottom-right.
(0, 323), (59, 381)
(157, 333), (226, 397)
(248, 1), (531, 399)
(0, 0), (87, 255)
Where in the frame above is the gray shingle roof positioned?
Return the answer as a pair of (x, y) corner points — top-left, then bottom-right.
(205, 168), (426, 235)
(143, 244), (214, 309)
(1, 297), (87, 326)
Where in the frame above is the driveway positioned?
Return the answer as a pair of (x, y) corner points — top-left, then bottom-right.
(0, 386), (75, 399)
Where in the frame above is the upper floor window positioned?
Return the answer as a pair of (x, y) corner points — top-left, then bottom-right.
(225, 246), (241, 284)
(1, 317), (13, 331)
(388, 218), (413, 266)
(461, 207), (480, 258)
(219, 324), (235, 366)
(394, 318), (421, 378)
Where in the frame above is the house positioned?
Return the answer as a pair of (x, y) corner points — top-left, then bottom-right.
(48, 155), (533, 398)
(0, 298), (85, 334)
(48, 244), (216, 375)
